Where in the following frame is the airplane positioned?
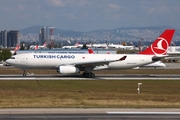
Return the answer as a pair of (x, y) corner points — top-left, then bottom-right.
(103, 42), (136, 50)
(75, 42), (84, 48)
(107, 43), (125, 49)
(5, 29), (175, 77)
(92, 43), (103, 48)
(62, 45), (78, 49)
(30, 42), (47, 50)
(62, 42), (81, 49)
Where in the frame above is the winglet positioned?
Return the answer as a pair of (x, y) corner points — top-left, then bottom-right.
(139, 29), (175, 55)
(118, 56), (127, 61)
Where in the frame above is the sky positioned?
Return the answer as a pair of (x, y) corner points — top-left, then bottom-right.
(0, 0), (180, 32)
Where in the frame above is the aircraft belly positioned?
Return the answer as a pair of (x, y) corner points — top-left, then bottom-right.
(108, 62), (134, 69)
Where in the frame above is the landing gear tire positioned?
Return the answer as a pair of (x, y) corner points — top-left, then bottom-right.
(83, 72), (95, 78)
(23, 70), (26, 76)
(23, 73), (26, 76)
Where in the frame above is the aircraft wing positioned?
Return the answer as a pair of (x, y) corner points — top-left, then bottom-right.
(71, 56), (127, 67)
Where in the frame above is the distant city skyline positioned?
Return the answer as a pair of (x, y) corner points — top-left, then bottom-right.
(0, 0), (180, 32)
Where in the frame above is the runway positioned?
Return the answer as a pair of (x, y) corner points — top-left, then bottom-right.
(0, 74), (180, 80)
(0, 108), (180, 120)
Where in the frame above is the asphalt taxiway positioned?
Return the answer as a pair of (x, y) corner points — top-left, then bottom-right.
(0, 74), (180, 80)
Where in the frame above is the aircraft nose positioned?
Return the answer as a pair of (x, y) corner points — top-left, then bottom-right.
(162, 63), (166, 67)
(160, 62), (166, 67)
(5, 59), (12, 65)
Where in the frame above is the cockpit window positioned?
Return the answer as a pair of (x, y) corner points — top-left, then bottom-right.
(11, 57), (15, 59)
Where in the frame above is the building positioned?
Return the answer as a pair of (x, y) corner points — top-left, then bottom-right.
(0, 30), (20, 48)
(39, 27), (47, 45)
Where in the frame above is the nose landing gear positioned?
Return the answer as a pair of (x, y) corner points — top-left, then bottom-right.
(23, 70), (26, 76)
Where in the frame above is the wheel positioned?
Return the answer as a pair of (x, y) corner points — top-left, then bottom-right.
(91, 73), (95, 78)
(23, 73), (26, 76)
(82, 72), (95, 78)
(83, 72), (86, 77)
(23, 70), (26, 76)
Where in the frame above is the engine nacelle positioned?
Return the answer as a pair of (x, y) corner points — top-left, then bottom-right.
(59, 66), (80, 74)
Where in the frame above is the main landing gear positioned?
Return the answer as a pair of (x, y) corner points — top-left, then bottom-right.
(23, 70), (26, 76)
(82, 72), (95, 78)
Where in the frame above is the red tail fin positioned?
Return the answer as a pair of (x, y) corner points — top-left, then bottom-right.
(43, 42), (46, 47)
(88, 48), (94, 54)
(35, 45), (38, 50)
(139, 29), (175, 55)
(75, 42), (79, 47)
(14, 45), (20, 51)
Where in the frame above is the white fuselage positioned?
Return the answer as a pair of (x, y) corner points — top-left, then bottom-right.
(6, 53), (154, 70)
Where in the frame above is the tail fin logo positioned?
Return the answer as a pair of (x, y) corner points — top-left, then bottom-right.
(151, 37), (168, 55)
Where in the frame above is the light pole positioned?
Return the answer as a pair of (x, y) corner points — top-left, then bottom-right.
(137, 83), (142, 94)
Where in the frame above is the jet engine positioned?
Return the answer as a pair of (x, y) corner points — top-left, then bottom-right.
(58, 66), (80, 74)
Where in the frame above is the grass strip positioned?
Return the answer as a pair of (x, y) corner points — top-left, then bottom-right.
(0, 80), (179, 108)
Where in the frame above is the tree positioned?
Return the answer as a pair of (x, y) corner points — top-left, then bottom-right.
(1, 49), (12, 61)
(0, 52), (4, 61)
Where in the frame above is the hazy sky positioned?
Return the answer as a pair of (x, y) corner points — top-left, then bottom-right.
(0, 0), (180, 32)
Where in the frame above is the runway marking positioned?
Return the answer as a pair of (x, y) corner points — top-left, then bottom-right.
(0, 78), (36, 80)
(107, 112), (180, 114)
(1, 74), (180, 80)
